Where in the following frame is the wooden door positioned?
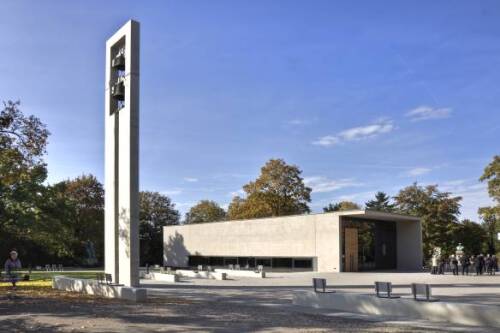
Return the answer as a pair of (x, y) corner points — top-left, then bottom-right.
(345, 228), (358, 272)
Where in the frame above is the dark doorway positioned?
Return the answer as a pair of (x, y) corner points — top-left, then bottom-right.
(342, 218), (397, 271)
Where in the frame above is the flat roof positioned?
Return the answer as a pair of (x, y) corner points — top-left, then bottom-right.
(165, 209), (420, 229)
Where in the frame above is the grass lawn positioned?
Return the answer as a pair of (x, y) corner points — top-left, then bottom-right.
(0, 270), (103, 293)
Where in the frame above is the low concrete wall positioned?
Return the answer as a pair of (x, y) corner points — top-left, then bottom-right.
(214, 269), (266, 278)
(293, 291), (500, 328)
(176, 270), (226, 280)
(144, 272), (178, 283)
(53, 276), (147, 302)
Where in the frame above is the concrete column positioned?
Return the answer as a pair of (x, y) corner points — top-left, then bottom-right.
(105, 20), (140, 287)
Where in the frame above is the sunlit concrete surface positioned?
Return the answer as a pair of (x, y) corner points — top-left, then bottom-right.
(53, 276), (146, 301)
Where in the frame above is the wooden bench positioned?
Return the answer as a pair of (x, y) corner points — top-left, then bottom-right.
(374, 281), (399, 298)
(411, 283), (439, 302)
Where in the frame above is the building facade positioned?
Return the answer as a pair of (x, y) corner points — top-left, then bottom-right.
(163, 210), (422, 272)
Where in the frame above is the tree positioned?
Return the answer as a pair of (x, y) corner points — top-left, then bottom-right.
(480, 155), (500, 203)
(0, 100), (50, 261)
(185, 200), (226, 224)
(478, 207), (498, 254)
(323, 201), (361, 212)
(365, 192), (395, 212)
(56, 175), (104, 265)
(394, 183), (461, 260)
(478, 156), (500, 254)
(227, 159), (312, 220)
(139, 191), (180, 265)
(453, 219), (486, 255)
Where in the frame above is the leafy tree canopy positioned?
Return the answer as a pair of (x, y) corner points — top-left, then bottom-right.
(227, 159), (312, 220)
(185, 200), (226, 224)
(323, 201), (361, 212)
(139, 191), (180, 265)
(480, 155), (500, 203)
(365, 191), (395, 212)
(394, 183), (461, 259)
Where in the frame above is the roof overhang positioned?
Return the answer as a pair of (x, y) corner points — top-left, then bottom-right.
(335, 209), (420, 223)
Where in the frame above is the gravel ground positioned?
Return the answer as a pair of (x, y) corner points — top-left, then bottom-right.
(0, 289), (492, 333)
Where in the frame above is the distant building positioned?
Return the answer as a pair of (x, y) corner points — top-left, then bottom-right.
(163, 210), (422, 272)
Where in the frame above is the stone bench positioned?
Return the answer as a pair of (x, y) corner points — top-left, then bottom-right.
(293, 290), (500, 328)
(142, 272), (178, 283)
(214, 269), (265, 278)
(176, 269), (226, 280)
(53, 276), (146, 302)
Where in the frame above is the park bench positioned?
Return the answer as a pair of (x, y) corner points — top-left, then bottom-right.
(313, 278), (326, 293)
(96, 273), (122, 286)
(374, 281), (399, 298)
(411, 283), (439, 302)
(312, 278), (334, 293)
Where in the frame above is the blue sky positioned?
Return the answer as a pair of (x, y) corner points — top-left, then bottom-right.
(1, 1), (499, 220)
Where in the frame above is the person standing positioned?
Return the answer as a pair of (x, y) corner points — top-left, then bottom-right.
(485, 255), (492, 275)
(492, 255), (498, 275)
(4, 249), (22, 290)
(461, 255), (470, 275)
(475, 254), (483, 276)
(431, 256), (438, 275)
(451, 255), (459, 276)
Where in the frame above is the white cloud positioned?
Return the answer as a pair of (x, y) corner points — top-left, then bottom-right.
(304, 176), (363, 193)
(312, 119), (394, 147)
(287, 119), (306, 126)
(406, 106), (452, 121)
(229, 189), (245, 197)
(406, 167), (432, 177)
(183, 177), (198, 182)
(439, 179), (494, 221)
(161, 188), (183, 196)
(312, 135), (340, 146)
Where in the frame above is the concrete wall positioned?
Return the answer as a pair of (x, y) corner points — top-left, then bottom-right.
(163, 211), (421, 272)
(163, 213), (341, 272)
(396, 219), (423, 270)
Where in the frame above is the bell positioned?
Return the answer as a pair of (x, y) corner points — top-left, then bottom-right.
(111, 54), (125, 70)
(111, 82), (125, 100)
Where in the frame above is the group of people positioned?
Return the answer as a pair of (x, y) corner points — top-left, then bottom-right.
(431, 253), (498, 276)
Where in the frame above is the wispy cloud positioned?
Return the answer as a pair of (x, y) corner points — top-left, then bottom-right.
(312, 119), (394, 147)
(287, 119), (307, 126)
(406, 106), (452, 121)
(183, 177), (198, 182)
(405, 167), (432, 177)
(304, 176), (363, 193)
(439, 179), (494, 220)
(229, 189), (245, 197)
(161, 188), (183, 196)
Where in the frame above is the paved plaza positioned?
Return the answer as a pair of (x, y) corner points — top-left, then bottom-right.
(144, 271), (500, 306)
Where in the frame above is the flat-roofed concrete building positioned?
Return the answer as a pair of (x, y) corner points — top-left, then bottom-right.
(163, 210), (422, 272)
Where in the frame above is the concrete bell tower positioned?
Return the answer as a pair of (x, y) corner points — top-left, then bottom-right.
(104, 20), (140, 287)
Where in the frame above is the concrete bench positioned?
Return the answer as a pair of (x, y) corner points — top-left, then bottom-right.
(214, 269), (265, 278)
(375, 281), (399, 298)
(53, 276), (146, 302)
(411, 283), (439, 302)
(144, 272), (178, 283)
(176, 269), (227, 280)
